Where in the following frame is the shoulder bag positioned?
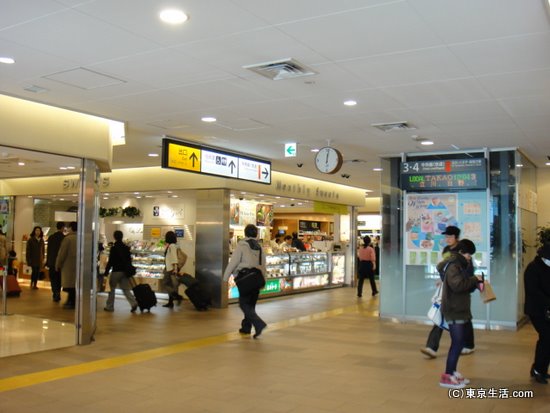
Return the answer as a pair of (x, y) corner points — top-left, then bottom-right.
(234, 242), (265, 295)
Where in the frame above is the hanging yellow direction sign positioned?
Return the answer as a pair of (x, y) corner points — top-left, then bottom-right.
(162, 138), (271, 185)
(167, 142), (201, 172)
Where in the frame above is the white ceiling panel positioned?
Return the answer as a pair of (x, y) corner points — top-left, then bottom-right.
(72, 0), (270, 46)
(450, 32), (550, 76)
(0, 9), (159, 64)
(232, 0), (397, 25)
(277, 2), (442, 61)
(294, 89), (404, 114)
(477, 69), (550, 99)
(413, 101), (511, 125)
(338, 47), (471, 88)
(383, 78), (492, 108)
(409, 0), (550, 44)
(499, 96), (550, 118)
(88, 48), (232, 89)
(0, 0), (66, 29)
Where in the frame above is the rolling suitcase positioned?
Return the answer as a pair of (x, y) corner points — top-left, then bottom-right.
(130, 279), (157, 312)
(0, 274), (22, 297)
(184, 283), (211, 311)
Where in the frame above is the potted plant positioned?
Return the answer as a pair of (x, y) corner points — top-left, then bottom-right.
(99, 207), (121, 218)
(122, 206), (141, 218)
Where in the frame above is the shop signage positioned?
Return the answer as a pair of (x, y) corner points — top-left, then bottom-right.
(162, 138), (271, 184)
(400, 158), (487, 191)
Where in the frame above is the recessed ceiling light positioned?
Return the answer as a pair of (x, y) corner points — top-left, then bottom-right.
(59, 166), (67, 170)
(420, 140), (434, 146)
(66, 166), (75, 170)
(373, 168), (383, 172)
(546, 162), (550, 166)
(311, 148), (320, 153)
(159, 9), (188, 24)
(201, 116), (216, 123)
(17, 162), (25, 166)
(148, 153), (159, 157)
(0, 57), (15, 64)
(516, 164), (523, 168)
(343, 100), (357, 106)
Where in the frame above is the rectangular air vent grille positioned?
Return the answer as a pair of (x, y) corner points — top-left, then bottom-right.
(371, 121), (417, 132)
(244, 58), (317, 81)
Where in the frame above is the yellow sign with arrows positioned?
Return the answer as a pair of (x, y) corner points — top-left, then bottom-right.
(167, 142), (201, 172)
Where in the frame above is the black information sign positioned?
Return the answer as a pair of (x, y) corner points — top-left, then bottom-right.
(400, 158), (487, 191)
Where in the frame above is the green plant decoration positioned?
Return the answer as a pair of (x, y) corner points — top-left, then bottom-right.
(122, 206), (141, 218)
(99, 207), (121, 218)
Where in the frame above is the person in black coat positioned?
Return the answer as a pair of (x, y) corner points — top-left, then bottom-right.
(103, 230), (138, 313)
(46, 221), (65, 302)
(524, 242), (550, 384)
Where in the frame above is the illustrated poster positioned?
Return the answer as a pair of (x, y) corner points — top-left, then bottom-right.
(405, 193), (458, 265)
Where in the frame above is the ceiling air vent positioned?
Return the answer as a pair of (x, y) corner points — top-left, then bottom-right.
(244, 58), (317, 81)
(371, 121), (416, 132)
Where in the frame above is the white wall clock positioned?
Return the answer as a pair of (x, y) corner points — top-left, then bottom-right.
(315, 147), (343, 174)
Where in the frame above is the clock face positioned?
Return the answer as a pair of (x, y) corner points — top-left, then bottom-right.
(315, 147), (343, 174)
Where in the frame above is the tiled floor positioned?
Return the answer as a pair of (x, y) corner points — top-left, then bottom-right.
(0, 284), (549, 412)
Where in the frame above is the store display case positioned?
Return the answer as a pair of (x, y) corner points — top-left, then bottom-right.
(130, 241), (165, 292)
(228, 251), (344, 301)
(330, 252), (346, 285)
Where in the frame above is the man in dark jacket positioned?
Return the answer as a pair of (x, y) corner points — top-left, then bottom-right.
(46, 222), (65, 302)
(524, 243), (550, 384)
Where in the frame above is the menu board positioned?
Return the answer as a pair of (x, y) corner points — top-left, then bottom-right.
(400, 158), (487, 191)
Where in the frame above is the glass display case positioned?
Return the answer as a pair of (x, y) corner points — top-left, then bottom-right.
(129, 240), (165, 292)
(228, 251), (344, 301)
(331, 252), (346, 285)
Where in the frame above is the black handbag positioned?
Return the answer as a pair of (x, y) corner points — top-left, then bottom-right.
(126, 264), (137, 277)
(234, 242), (265, 295)
(235, 267), (265, 295)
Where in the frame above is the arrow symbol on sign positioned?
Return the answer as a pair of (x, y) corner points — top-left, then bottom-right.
(229, 160), (236, 173)
(286, 145), (296, 156)
(190, 152), (198, 167)
(262, 167), (269, 179)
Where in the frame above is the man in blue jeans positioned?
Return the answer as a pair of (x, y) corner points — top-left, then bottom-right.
(420, 226), (475, 358)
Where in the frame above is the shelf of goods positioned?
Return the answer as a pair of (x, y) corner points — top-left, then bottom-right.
(130, 240), (166, 292)
(227, 251), (346, 301)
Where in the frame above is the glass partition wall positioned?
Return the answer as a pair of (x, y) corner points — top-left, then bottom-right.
(380, 149), (531, 330)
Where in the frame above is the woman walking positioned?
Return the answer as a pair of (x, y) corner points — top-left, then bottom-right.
(357, 236), (377, 297)
(223, 224), (267, 338)
(162, 231), (184, 308)
(26, 226), (45, 289)
(439, 239), (482, 389)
